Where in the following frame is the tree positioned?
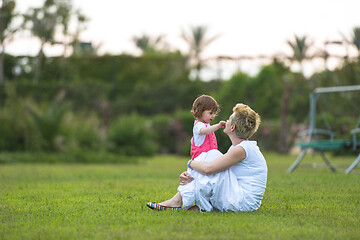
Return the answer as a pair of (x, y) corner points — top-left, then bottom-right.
(54, 0), (90, 78)
(341, 27), (360, 59)
(350, 27), (360, 56)
(0, 0), (16, 84)
(132, 34), (166, 55)
(56, 0), (72, 80)
(70, 9), (95, 56)
(286, 35), (311, 75)
(338, 27), (360, 83)
(283, 35), (312, 153)
(23, 0), (58, 83)
(181, 26), (219, 80)
(56, 0), (72, 58)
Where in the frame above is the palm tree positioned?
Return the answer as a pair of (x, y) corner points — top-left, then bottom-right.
(181, 25), (219, 80)
(276, 35), (312, 153)
(0, 0), (16, 85)
(339, 27), (360, 83)
(342, 27), (360, 59)
(23, 0), (58, 83)
(350, 27), (360, 55)
(132, 34), (165, 55)
(286, 35), (311, 75)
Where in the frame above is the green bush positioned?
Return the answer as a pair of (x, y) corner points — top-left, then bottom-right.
(254, 120), (281, 151)
(107, 113), (158, 156)
(151, 114), (177, 154)
(26, 96), (69, 151)
(174, 110), (195, 156)
(151, 110), (195, 156)
(62, 112), (105, 151)
(0, 84), (41, 151)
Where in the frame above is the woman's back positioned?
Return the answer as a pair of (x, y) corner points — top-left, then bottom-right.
(229, 141), (268, 210)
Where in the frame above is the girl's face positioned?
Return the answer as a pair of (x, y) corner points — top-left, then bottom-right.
(200, 110), (216, 124)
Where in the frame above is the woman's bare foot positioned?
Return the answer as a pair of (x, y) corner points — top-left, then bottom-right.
(158, 192), (182, 208)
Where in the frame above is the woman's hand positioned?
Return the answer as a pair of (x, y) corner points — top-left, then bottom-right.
(179, 171), (194, 185)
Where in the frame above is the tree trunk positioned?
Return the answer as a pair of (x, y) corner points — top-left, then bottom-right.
(195, 61), (201, 80)
(0, 50), (4, 85)
(33, 44), (44, 84)
(60, 40), (68, 82)
(278, 79), (290, 154)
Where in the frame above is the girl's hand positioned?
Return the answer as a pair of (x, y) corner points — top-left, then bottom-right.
(219, 121), (226, 128)
(180, 171), (194, 185)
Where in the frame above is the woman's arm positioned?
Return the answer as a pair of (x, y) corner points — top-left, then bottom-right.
(189, 146), (246, 175)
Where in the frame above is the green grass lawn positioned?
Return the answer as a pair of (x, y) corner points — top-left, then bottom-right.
(0, 152), (359, 239)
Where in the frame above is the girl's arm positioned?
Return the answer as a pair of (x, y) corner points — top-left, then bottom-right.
(200, 121), (226, 135)
(189, 146), (246, 175)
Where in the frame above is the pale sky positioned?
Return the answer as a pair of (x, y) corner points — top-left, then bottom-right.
(6, 0), (360, 78)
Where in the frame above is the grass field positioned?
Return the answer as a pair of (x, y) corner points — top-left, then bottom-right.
(0, 152), (359, 239)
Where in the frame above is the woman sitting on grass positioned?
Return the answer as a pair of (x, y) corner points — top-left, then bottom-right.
(147, 103), (268, 212)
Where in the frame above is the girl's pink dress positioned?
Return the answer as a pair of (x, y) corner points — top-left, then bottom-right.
(190, 121), (218, 160)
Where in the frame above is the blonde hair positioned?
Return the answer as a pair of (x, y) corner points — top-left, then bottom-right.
(231, 103), (261, 139)
(191, 95), (219, 119)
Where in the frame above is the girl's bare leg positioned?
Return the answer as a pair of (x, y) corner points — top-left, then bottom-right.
(158, 192), (182, 208)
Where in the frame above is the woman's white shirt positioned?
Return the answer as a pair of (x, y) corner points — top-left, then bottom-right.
(228, 141), (268, 211)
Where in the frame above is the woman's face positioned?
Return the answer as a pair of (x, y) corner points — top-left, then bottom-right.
(223, 113), (234, 135)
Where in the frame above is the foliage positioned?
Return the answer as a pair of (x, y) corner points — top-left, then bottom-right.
(132, 33), (169, 55)
(215, 65), (288, 153)
(0, 0), (16, 42)
(286, 35), (311, 74)
(22, 0), (89, 82)
(0, 0), (17, 84)
(0, 83), (42, 151)
(23, 0), (59, 83)
(1, 52), (360, 155)
(287, 73), (311, 123)
(0, 154), (359, 239)
(62, 111), (104, 151)
(26, 94), (69, 151)
(151, 113), (193, 155)
(342, 27), (360, 56)
(251, 64), (283, 119)
(107, 113), (158, 156)
(181, 25), (219, 79)
(216, 71), (251, 119)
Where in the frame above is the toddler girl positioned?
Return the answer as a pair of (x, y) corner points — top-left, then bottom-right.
(190, 95), (226, 159)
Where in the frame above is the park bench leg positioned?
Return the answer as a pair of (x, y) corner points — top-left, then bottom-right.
(319, 151), (336, 172)
(288, 149), (307, 173)
(345, 153), (360, 174)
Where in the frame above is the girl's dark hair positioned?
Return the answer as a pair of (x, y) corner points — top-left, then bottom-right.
(191, 95), (219, 119)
